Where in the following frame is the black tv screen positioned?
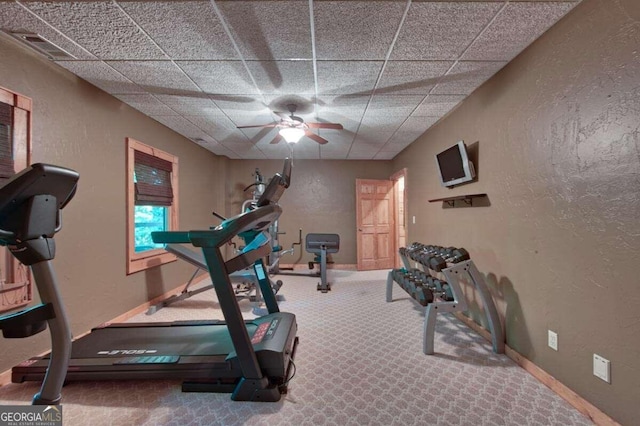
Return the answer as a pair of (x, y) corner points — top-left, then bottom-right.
(435, 141), (475, 187)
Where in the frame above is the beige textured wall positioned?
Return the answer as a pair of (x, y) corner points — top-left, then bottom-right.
(225, 159), (394, 265)
(0, 36), (227, 372)
(392, 0), (639, 423)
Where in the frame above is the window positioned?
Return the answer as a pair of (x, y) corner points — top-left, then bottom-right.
(126, 137), (178, 274)
(0, 86), (32, 313)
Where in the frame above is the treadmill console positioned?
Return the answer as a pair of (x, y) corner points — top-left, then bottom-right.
(256, 157), (291, 207)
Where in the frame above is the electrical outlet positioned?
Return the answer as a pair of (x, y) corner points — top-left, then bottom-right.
(548, 330), (558, 351)
(412, 216), (416, 224)
(593, 354), (610, 383)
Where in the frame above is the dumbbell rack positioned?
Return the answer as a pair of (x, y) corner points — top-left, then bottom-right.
(386, 243), (504, 355)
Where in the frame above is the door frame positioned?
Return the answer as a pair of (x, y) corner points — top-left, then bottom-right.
(389, 168), (407, 269)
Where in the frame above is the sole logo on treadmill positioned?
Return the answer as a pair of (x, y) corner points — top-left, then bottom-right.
(265, 318), (279, 339)
(97, 349), (158, 356)
(251, 319), (280, 344)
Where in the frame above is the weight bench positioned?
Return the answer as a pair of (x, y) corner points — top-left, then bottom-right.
(146, 243), (282, 315)
(305, 233), (340, 293)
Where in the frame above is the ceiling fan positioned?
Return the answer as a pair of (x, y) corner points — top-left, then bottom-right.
(237, 104), (343, 145)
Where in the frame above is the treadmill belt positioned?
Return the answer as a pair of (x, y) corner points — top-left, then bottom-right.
(114, 355), (180, 365)
(69, 323), (258, 359)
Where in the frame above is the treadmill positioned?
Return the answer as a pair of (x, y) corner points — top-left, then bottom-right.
(13, 159), (298, 402)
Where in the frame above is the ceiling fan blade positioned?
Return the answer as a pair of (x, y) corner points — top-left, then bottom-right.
(269, 133), (283, 144)
(305, 131), (329, 145)
(237, 123), (277, 129)
(306, 122), (344, 130)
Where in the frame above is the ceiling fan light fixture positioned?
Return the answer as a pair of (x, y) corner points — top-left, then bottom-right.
(279, 127), (305, 144)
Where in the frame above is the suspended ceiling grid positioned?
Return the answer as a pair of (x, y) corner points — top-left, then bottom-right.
(0, 0), (581, 160)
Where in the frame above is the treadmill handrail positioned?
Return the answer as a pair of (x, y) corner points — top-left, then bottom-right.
(152, 204), (281, 248)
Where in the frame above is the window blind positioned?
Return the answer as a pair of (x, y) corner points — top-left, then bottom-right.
(0, 102), (13, 179)
(134, 150), (173, 206)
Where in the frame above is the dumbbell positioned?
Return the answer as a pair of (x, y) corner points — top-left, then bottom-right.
(424, 276), (443, 292)
(398, 271), (413, 287)
(409, 268), (428, 281)
(413, 284), (434, 306)
(439, 246), (456, 257)
(425, 277), (455, 301)
(427, 255), (447, 272)
(402, 276), (420, 297)
(392, 268), (409, 285)
(441, 282), (455, 301)
(450, 248), (470, 263)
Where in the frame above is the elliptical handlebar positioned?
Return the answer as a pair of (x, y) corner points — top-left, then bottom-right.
(0, 163), (78, 405)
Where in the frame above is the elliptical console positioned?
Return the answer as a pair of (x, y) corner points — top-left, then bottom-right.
(0, 163), (79, 405)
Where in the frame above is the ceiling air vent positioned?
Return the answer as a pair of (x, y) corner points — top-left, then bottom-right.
(5, 32), (76, 60)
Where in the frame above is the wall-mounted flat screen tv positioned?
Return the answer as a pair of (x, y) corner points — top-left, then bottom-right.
(435, 141), (476, 187)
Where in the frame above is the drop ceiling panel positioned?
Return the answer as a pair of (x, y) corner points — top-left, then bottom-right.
(262, 146), (297, 160)
(115, 94), (176, 116)
(203, 144), (239, 159)
(314, 111), (360, 132)
(22, 1), (166, 59)
(352, 131), (395, 148)
(0, 0), (583, 160)
(366, 94), (425, 117)
(178, 61), (259, 95)
(211, 98), (271, 124)
(316, 61), (383, 95)
(219, 139), (259, 151)
(233, 146), (269, 160)
(57, 61), (141, 94)
(397, 116), (439, 133)
(359, 113), (406, 132)
(320, 145), (350, 159)
(217, 0), (312, 60)
(347, 150), (376, 160)
(234, 113), (278, 129)
(385, 131), (424, 148)
(412, 95), (466, 117)
(245, 61), (315, 95)
(431, 61), (507, 95)
(463, 2), (578, 61)
(150, 115), (211, 141)
(391, 2), (503, 60)
(373, 151), (396, 160)
(0, 3), (95, 59)
(186, 116), (240, 142)
(107, 61), (201, 95)
(119, 1), (238, 60)
(154, 95), (223, 117)
(316, 96), (369, 122)
(319, 131), (355, 147)
(313, 0), (407, 60)
(376, 61), (454, 95)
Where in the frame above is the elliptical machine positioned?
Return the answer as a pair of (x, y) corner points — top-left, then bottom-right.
(0, 163), (79, 404)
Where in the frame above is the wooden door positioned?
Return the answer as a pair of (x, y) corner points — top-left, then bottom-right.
(356, 179), (395, 270)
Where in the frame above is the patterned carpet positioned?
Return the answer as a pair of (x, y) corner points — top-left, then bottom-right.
(0, 269), (593, 425)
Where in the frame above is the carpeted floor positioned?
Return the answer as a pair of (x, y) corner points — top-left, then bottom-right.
(0, 269), (593, 425)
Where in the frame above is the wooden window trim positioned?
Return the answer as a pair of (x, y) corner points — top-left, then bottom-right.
(0, 85), (32, 313)
(126, 137), (178, 275)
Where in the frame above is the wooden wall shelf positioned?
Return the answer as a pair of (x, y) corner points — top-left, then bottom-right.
(428, 193), (488, 207)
